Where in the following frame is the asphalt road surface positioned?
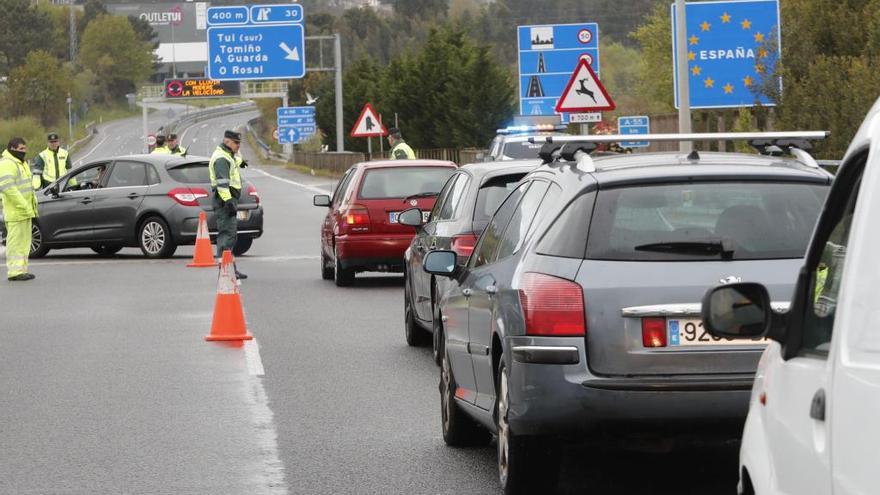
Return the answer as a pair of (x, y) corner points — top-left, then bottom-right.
(0, 108), (739, 494)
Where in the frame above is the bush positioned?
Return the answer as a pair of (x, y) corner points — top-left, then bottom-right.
(0, 117), (49, 154)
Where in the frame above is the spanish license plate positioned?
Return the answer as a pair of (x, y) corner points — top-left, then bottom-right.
(667, 318), (768, 346)
(237, 210), (250, 221)
(388, 211), (430, 223)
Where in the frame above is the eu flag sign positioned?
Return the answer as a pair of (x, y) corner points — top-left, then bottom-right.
(672, 0), (781, 109)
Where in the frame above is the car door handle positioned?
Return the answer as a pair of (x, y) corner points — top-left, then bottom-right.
(462, 288), (473, 298)
(810, 389), (826, 421)
(485, 285), (498, 295)
(80, 197), (92, 204)
(127, 192), (140, 199)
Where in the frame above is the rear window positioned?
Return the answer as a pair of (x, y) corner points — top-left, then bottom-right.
(586, 181), (829, 261)
(474, 174), (526, 223)
(358, 167), (454, 199)
(167, 162), (210, 184)
(502, 141), (543, 159)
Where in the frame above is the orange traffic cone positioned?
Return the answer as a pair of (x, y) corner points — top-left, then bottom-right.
(188, 211), (217, 267)
(205, 250), (253, 342)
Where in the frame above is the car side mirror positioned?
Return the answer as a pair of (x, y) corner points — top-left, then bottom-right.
(424, 250), (458, 278)
(398, 207), (424, 228)
(475, 152), (485, 161)
(702, 282), (778, 339)
(313, 194), (331, 207)
(46, 186), (60, 198)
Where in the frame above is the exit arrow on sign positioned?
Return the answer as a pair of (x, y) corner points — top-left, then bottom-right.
(280, 42), (300, 61)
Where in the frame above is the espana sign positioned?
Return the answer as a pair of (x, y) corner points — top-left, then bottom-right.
(164, 79), (242, 98)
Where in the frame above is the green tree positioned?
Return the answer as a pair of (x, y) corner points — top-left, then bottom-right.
(394, 0), (448, 18)
(7, 50), (70, 127)
(599, 40), (644, 115)
(631, 4), (675, 114)
(0, 0), (53, 74)
(79, 15), (153, 102)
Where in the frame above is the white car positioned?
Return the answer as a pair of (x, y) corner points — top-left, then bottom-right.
(702, 97), (880, 495)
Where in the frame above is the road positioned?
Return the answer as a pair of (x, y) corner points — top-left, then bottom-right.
(0, 108), (738, 494)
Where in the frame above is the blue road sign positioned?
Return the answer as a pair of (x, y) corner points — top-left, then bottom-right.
(517, 23), (600, 122)
(278, 125), (317, 144)
(251, 4), (303, 24)
(672, 0), (781, 109)
(618, 116), (650, 148)
(206, 6), (249, 26)
(207, 23), (305, 81)
(277, 106), (316, 118)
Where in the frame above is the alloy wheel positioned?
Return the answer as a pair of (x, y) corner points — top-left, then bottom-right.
(497, 368), (511, 485)
(141, 221), (166, 255)
(441, 348), (453, 433)
(30, 224), (42, 253)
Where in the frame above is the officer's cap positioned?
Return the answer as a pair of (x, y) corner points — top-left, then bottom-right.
(47, 133), (60, 141)
(388, 127), (402, 138)
(168, 133), (178, 140)
(224, 130), (242, 142)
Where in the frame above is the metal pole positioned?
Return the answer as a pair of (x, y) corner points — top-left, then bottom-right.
(282, 92), (292, 157)
(67, 94), (73, 143)
(171, 22), (178, 79)
(142, 100), (149, 153)
(675, 0), (693, 152)
(68, 0), (76, 63)
(378, 114), (384, 156)
(367, 137), (372, 160)
(334, 33), (344, 152)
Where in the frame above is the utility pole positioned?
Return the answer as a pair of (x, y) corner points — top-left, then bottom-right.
(675, 0), (693, 152)
(334, 33), (344, 153)
(68, 0), (76, 63)
(67, 94), (73, 143)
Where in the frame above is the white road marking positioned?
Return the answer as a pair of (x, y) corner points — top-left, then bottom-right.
(201, 123), (209, 129)
(251, 168), (331, 195)
(244, 339), (265, 376)
(30, 255), (317, 267)
(75, 132), (111, 166)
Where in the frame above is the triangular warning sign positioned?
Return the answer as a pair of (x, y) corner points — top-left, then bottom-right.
(350, 103), (387, 138)
(555, 58), (615, 113)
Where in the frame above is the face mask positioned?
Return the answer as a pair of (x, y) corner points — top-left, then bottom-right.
(9, 149), (25, 162)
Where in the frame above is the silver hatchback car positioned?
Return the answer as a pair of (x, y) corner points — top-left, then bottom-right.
(424, 133), (832, 494)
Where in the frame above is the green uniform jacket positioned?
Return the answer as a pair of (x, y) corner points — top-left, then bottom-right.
(0, 149), (38, 222)
(209, 145), (242, 202)
(151, 146), (171, 154)
(391, 141), (416, 160)
(32, 147), (71, 186)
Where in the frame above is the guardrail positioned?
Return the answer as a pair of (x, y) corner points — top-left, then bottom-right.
(162, 101), (258, 136)
(245, 117), (287, 162)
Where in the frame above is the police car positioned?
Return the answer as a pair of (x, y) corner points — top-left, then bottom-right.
(485, 124), (568, 161)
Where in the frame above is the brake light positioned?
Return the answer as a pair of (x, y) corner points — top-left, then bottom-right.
(168, 187), (209, 207)
(518, 272), (586, 336)
(451, 233), (478, 258)
(247, 183), (260, 204)
(342, 205), (371, 232)
(641, 318), (667, 347)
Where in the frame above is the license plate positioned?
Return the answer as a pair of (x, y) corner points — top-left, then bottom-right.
(667, 318), (768, 346)
(388, 211), (429, 224)
(237, 210), (249, 221)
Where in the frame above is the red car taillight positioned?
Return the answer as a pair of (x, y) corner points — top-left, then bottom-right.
(342, 205), (371, 233)
(168, 187), (209, 207)
(518, 272), (586, 336)
(451, 233), (478, 259)
(641, 317), (667, 347)
(247, 183), (260, 204)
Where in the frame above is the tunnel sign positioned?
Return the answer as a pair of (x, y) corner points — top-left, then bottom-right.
(206, 5), (305, 81)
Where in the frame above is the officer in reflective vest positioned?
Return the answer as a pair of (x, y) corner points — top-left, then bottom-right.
(151, 134), (170, 154)
(0, 137), (38, 281)
(209, 130), (246, 280)
(167, 134), (187, 156)
(387, 127), (415, 160)
(32, 133), (72, 189)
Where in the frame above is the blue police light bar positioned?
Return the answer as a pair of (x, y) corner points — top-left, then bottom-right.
(497, 124), (568, 135)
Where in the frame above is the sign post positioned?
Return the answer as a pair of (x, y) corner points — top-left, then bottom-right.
(618, 116), (651, 148)
(276, 106), (317, 145)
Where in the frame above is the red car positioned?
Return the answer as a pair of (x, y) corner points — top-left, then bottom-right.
(313, 160), (457, 286)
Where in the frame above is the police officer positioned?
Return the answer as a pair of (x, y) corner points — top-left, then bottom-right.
(32, 133), (71, 189)
(387, 127), (415, 160)
(0, 137), (38, 281)
(209, 130), (247, 280)
(167, 134), (187, 156)
(152, 134), (169, 154)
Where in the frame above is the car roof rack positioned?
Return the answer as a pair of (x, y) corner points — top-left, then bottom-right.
(530, 131), (830, 171)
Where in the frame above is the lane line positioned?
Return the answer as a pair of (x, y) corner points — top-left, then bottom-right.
(74, 132), (111, 166)
(244, 339), (266, 376)
(31, 255), (318, 267)
(251, 168), (332, 195)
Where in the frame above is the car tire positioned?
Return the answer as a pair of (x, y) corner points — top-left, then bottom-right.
(92, 244), (123, 256)
(138, 216), (177, 259)
(496, 360), (559, 494)
(404, 278), (430, 347)
(232, 237), (253, 256)
(29, 222), (50, 258)
(440, 344), (490, 447)
(321, 251), (335, 280)
(333, 244), (354, 287)
(432, 300), (444, 366)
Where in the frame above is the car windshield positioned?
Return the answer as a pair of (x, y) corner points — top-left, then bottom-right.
(167, 162), (210, 184)
(502, 140), (544, 159)
(358, 166), (454, 199)
(474, 174), (526, 223)
(586, 181), (829, 261)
